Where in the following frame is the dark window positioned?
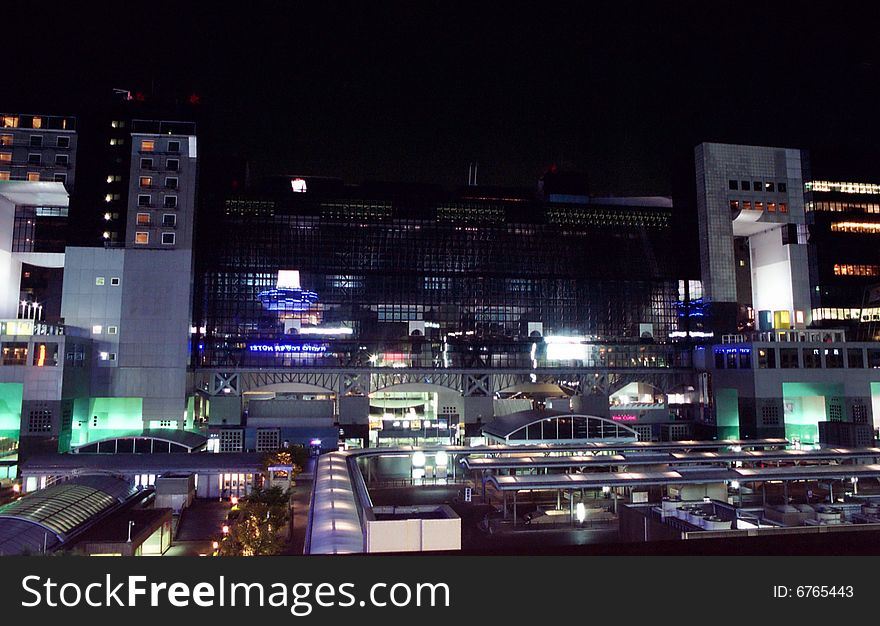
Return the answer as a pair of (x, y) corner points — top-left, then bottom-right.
(141, 157), (153, 169)
(162, 214), (177, 227)
(739, 350), (752, 369)
(166, 177), (178, 189)
(765, 182), (775, 192)
(753, 181), (762, 191)
(168, 140), (180, 152)
(729, 180), (738, 190)
(825, 348), (843, 368)
(167, 158), (179, 171)
(27, 153), (41, 165)
(726, 352), (737, 369)
(714, 352), (725, 369)
(55, 154), (68, 166)
(56, 136), (70, 148)
(778, 182), (787, 193)
(757, 348), (776, 369)
(164, 195), (178, 209)
(161, 232), (175, 245)
(741, 180), (750, 191)
(780, 348), (799, 368)
(803, 348), (821, 368)
(848, 348), (865, 369)
(53, 173), (67, 184)
(29, 135), (42, 148)
(137, 194), (151, 206)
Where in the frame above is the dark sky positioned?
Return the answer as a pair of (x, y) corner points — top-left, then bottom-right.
(4, 3), (880, 194)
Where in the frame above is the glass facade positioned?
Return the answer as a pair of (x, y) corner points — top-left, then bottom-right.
(197, 184), (695, 369)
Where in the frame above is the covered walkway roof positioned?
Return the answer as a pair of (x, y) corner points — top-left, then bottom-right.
(0, 475), (137, 555)
(306, 453), (364, 554)
(462, 446), (880, 471)
(487, 463), (880, 492)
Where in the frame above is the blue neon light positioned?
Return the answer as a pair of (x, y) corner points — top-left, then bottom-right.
(256, 287), (319, 312)
(248, 343), (327, 354)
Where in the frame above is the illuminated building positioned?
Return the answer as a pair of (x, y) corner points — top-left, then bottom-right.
(694, 142), (811, 334)
(195, 177), (700, 446)
(805, 180), (880, 338)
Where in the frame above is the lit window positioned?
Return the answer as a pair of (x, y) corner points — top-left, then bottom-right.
(779, 203), (788, 213)
(31, 116), (42, 129)
(102, 231), (110, 239)
(111, 120), (125, 129)
(92, 325), (103, 334)
(161, 232), (176, 245)
(99, 351), (109, 360)
(767, 203), (776, 212)
(0, 152), (10, 162)
(765, 182), (774, 192)
(140, 176), (152, 187)
(110, 138), (125, 146)
(27, 172), (39, 182)
(141, 139), (155, 152)
(95, 277), (105, 286)
(135, 232), (149, 245)
(755, 202), (764, 211)
(0, 135), (11, 146)
(0, 172), (9, 181)
(104, 212), (111, 220)
(2, 116), (18, 128)
(136, 213), (151, 226)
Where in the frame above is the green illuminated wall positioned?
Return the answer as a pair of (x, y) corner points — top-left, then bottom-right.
(0, 383), (23, 441)
(782, 382), (843, 444)
(69, 397), (143, 445)
(715, 388), (740, 439)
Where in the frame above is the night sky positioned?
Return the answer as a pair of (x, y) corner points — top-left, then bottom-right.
(4, 4), (880, 195)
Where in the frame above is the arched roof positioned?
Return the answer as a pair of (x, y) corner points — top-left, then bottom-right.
(482, 409), (638, 441)
(0, 475), (137, 555)
(71, 429), (207, 454)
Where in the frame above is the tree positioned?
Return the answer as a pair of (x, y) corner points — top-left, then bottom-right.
(218, 487), (291, 556)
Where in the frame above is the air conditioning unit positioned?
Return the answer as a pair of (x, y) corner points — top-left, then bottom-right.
(408, 321), (426, 337)
(527, 322), (543, 338)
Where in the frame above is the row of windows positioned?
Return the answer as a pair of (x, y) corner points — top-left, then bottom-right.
(2, 115), (73, 130)
(0, 134), (71, 148)
(829, 222), (880, 234)
(140, 139), (181, 153)
(0, 152), (69, 166)
(729, 179), (788, 193)
(91, 324), (118, 335)
(139, 176), (178, 189)
(0, 171), (67, 183)
(812, 307), (880, 322)
(715, 347), (880, 370)
(729, 200), (788, 213)
(809, 201), (880, 213)
(140, 157), (179, 171)
(134, 231), (176, 245)
(833, 264), (880, 277)
(137, 213), (177, 227)
(137, 194), (179, 208)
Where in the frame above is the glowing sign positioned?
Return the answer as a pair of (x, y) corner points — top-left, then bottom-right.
(248, 343), (327, 354)
(291, 178), (307, 193)
(611, 414), (638, 422)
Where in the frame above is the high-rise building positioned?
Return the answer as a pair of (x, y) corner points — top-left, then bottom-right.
(804, 180), (880, 338)
(695, 142), (811, 334)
